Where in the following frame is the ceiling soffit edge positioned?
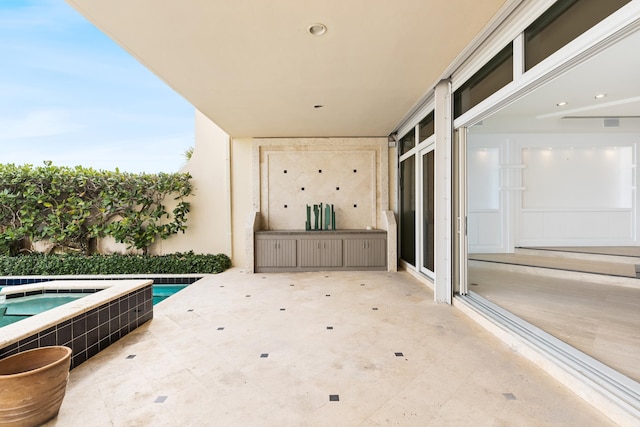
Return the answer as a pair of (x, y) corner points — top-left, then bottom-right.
(393, 0), (526, 136)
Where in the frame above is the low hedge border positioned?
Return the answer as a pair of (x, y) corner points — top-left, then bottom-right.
(0, 252), (231, 276)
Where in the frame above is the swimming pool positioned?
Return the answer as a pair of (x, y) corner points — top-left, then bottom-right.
(152, 284), (188, 305)
(0, 283), (190, 328)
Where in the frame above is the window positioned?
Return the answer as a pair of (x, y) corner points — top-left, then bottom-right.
(524, 0), (630, 70)
(399, 131), (415, 155)
(418, 112), (435, 143)
(454, 44), (513, 119)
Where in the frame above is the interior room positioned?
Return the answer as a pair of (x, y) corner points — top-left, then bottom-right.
(466, 26), (640, 383)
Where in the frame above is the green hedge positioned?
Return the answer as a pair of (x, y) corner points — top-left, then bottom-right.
(0, 252), (231, 276)
(0, 163), (193, 255)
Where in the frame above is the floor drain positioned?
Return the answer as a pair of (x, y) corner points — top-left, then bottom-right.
(154, 396), (168, 403)
(503, 393), (517, 400)
(126, 355), (136, 359)
(260, 353), (269, 358)
(329, 394), (340, 401)
(217, 327), (224, 330)
(394, 352), (404, 357)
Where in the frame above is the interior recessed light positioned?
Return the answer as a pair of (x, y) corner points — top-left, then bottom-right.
(308, 23), (327, 36)
(556, 101), (568, 107)
(595, 93), (607, 99)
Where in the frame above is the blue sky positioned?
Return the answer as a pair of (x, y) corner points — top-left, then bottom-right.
(0, 0), (194, 173)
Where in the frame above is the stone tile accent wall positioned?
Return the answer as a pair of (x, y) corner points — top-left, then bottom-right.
(254, 138), (389, 231)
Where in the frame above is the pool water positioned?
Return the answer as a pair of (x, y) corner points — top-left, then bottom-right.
(152, 284), (188, 305)
(0, 284), (189, 328)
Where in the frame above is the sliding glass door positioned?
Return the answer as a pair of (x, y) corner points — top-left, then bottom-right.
(419, 143), (435, 277)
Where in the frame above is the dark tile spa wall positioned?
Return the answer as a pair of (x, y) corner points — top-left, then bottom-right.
(0, 284), (153, 369)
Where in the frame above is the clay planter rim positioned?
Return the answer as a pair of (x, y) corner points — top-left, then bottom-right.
(0, 346), (72, 378)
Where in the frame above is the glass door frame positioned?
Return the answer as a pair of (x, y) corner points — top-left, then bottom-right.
(399, 144), (417, 269)
(418, 136), (436, 279)
(454, 128), (468, 295)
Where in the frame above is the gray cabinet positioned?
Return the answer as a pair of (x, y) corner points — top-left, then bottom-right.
(255, 238), (297, 268)
(300, 239), (342, 267)
(343, 238), (386, 267)
(255, 231), (386, 272)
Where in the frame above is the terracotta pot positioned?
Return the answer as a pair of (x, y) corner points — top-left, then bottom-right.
(0, 346), (72, 427)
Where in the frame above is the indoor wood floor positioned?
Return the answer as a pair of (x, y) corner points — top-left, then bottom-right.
(468, 249), (640, 384)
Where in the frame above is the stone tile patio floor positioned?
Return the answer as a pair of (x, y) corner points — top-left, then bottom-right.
(45, 269), (613, 426)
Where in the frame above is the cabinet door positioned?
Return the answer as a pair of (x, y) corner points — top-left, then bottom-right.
(343, 239), (368, 267)
(277, 239), (297, 267)
(344, 238), (386, 267)
(300, 240), (322, 267)
(256, 239), (296, 267)
(256, 239), (278, 267)
(366, 238), (386, 267)
(300, 239), (342, 267)
(321, 239), (343, 267)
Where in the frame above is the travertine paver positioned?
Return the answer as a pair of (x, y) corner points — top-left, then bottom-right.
(45, 269), (614, 426)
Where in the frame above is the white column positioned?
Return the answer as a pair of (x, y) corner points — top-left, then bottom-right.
(434, 80), (453, 303)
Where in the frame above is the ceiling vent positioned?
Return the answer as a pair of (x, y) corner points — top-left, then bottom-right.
(603, 118), (620, 128)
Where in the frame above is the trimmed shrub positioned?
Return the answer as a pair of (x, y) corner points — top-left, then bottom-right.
(0, 252), (231, 276)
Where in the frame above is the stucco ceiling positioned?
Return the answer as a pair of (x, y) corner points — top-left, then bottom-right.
(65, 0), (509, 138)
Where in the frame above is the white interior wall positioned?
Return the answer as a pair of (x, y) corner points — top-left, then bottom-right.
(468, 132), (639, 252)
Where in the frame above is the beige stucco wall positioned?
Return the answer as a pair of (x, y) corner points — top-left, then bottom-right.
(230, 138), (254, 268)
(152, 110), (232, 257)
(150, 131), (394, 271)
(86, 125), (396, 272)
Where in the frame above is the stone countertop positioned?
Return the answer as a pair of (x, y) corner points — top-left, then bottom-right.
(256, 229), (386, 235)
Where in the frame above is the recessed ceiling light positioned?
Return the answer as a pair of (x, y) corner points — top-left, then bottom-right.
(308, 23), (327, 36)
(556, 101), (568, 107)
(595, 93), (607, 99)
